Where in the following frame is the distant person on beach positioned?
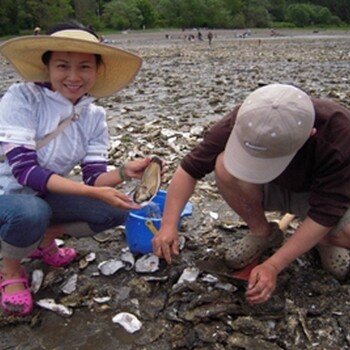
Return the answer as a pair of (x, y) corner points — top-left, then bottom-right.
(153, 83), (350, 304)
(0, 20), (153, 317)
(188, 33), (195, 42)
(33, 27), (41, 36)
(207, 31), (213, 45)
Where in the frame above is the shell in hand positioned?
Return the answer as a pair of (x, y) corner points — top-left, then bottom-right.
(133, 156), (162, 205)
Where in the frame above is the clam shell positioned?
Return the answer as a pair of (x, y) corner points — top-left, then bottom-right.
(133, 156), (162, 205)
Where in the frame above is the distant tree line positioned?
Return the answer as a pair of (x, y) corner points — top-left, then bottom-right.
(0, 0), (349, 35)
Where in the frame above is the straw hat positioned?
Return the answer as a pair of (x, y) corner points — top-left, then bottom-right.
(0, 29), (142, 98)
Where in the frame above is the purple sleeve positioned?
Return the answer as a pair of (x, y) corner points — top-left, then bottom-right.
(81, 161), (107, 185)
(6, 146), (54, 194)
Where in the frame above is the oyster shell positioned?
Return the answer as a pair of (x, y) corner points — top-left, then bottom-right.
(60, 273), (78, 294)
(135, 254), (159, 273)
(31, 269), (44, 294)
(36, 298), (73, 317)
(133, 156), (162, 205)
(176, 267), (200, 285)
(112, 312), (142, 333)
(98, 259), (125, 276)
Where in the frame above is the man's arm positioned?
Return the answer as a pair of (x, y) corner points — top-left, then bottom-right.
(152, 166), (197, 263)
(246, 216), (331, 304)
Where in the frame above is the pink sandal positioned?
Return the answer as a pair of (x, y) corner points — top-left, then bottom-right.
(29, 240), (77, 268)
(0, 271), (33, 316)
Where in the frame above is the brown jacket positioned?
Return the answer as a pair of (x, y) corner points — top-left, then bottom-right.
(181, 98), (350, 227)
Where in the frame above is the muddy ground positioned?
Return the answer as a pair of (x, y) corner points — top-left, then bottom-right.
(1, 28), (350, 350)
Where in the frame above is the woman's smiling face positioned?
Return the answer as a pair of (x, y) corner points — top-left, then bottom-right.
(47, 51), (98, 104)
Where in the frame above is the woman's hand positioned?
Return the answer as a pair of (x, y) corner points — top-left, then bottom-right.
(124, 157), (166, 180)
(91, 186), (141, 210)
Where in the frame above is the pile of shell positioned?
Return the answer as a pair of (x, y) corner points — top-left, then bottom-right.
(1, 31), (350, 349)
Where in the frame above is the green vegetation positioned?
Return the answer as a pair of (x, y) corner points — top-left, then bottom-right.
(0, 0), (349, 35)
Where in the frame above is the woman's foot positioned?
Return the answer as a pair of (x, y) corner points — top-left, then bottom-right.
(29, 240), (77, 268)
(0, 269), (33, 316)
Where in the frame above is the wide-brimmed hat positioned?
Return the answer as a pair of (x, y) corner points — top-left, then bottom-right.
(223, 84), (315, 184)
(0, 29), (142, 98)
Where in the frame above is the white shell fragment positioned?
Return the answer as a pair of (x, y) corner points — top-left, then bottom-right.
(60, 273), (78, 294)
(98, 259), (125, 276)
(215, 282), (238, 293)
(54, 238), (64, 247)
(177, 267), (200, 284)
(142, 275), (168, 282)
(79, 252), (97, 269)
(135, 254), (159, 273)
(112, 312), (142, 333)
(209, 211), (219, 220)
(31, 269), (44, 294)
(178, 236), (186, 251)
(93, 296), (111, 304)
(37, 298), (73, 317)
(111, 139), (122, 149)
(85, 252), (96, 262)
(120, 249), (135, 270)
(190, 125), (204, 136)
(160, 128), (177, 138)
(201, 274), (219, 284)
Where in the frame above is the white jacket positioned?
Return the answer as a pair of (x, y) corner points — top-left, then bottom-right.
(0, 82), (109, 194)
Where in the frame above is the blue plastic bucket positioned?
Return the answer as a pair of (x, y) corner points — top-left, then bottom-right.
(125, 190), (193, 254)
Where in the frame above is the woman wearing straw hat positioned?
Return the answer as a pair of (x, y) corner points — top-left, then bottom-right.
(0, 21), (150, 316)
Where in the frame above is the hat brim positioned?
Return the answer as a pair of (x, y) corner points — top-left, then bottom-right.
(223, 127), (295, 184)
(0, 36), (142, 98)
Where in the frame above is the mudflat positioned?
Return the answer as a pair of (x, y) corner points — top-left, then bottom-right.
(1, 28), (350, 350)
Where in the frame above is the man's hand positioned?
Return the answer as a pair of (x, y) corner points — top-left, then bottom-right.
(152, 226), (179, 264)
(245, 262), (278, 304)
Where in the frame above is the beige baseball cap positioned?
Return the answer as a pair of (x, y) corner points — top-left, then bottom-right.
(223, 84), (315, 183)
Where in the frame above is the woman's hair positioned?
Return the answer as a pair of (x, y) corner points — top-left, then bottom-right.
(41, 20), (103, 66)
